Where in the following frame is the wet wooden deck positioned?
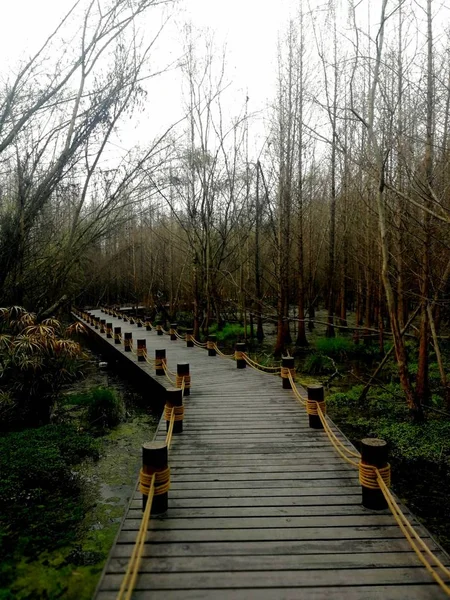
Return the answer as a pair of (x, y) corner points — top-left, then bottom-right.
(78, 309), (449, 600)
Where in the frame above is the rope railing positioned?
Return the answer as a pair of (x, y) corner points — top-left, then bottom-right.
(242, 352), (282, 374)
(286, 370), (450, 596)
(117, 474), (155, 600)
(192, 338), (207, 348)
(162, 362), (177, 385)
(213, 343), (235, 359)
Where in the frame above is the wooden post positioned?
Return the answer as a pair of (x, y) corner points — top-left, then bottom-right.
(360, 438), (389, 510)
(170, 323), (177, 341)
(124, 332), (132, 352)
(123, 314), (129, 322)
(129, 317), (135, 324)
(114, 326), (121, 344)
(155, 349), (166, 375)
(177, 363), (191, 396)
(281, 356), (295, 389)
(307, 385), (325, 429)
(186, 328), (194, 347)
(165, 388), (183, 434)
(94, 317), (99, 330)
(207, 335), (217, 356)
(106, 322), (113, 338)
(156, 324), (163, 336)
(141, 442), (168, 514)
(118, 312), (122, 320)
(100, 319), (106, 334)
(137, 339), (146, 362)
(137, 318), (142, 327)
(145, 317), (152, 331)
(235, 342), (246, 369)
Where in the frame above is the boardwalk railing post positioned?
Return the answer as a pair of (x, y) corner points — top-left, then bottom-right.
(137, 339), (146, 362)
(235, 342), (246, 369)
(155, 349), (166, 375)
(118, 312), (122, 320)
(129, 316), (135, 325)
(124, 332), (132, 352)
(177, 363), (191, 396)
(106, 323), (113, 339)
(307, 385), (325, 429)
(207, 335), (217, 356)
(114, 326), (121, 344)
(140, 442), (169, 514)
(145, 317), (152, 331)
(186, 328), (194, 347)
(360, 438), (390, 510)
(156, 324), (163, 336)
(100, 319), (106, 334)
(137, 318), (143, 328)
(170, 323), (177, 341)
(94, 316), (99, 330)
(165, 388), (184, 434)
(281, 356), (295, 389)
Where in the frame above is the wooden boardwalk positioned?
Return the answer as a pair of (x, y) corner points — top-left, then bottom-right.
(81, 309), (449, 600)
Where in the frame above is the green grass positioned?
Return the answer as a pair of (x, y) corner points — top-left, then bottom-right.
(314, 336), (379, 358)
(209, 322), (251, 343)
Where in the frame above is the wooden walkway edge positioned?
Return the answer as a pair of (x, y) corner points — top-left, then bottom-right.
(80, 310), (449, 600)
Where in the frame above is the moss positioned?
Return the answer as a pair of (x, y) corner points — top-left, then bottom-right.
(4, 412), (157, 599)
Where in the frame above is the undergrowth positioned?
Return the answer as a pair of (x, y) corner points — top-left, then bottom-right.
(0, 425), (100, 591)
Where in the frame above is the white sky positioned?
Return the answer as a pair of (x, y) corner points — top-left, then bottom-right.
(1, 0), (290, 156)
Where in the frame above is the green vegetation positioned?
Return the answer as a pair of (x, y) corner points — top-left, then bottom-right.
(0, 425), (100, 593)
(208, 322), (251, 343)
(0, 307), (86, 427)
(66, 386), (126, 430)
(326, 382), (450, 548)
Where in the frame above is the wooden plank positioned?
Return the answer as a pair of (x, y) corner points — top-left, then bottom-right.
(111, 537), (434, 558)
(106, 552), (450, 573)
(96, 586), (446, 600)
(84, 311), (449, 600)
(116, 525), (415, 543)
(121, 515), (398, 531)
(100, 567), (440, 589)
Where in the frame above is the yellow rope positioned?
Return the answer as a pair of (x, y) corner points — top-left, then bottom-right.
(116, 473), (155, 600)
(213, 344), (235, 359)
(376, 471), (450, 595)
(192, 338), (207, 348)
(287, 372), (307, 406)
(162, 363), (176, 385)
(176, 375), (190, 390)
(359, 462), (391, 489)
(164, 404), (184, 422)
(306, 399), (326, 416)
(175, 331), (186, 340)
(242, 353), (282, 375)
(244, 353), (281, 371)
(317, 404), (361, 467)
(139, 467), (170, 497)
(165, 407), (176, 449)
(142, 350), (156, 365)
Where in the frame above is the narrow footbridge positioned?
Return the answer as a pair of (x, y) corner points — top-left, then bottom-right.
(74, 308), (450, 600)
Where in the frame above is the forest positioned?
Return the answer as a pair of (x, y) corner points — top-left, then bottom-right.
(2, 0), (450, 597)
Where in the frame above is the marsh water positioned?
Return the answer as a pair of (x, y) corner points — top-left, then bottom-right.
(11, 352), (159, 600)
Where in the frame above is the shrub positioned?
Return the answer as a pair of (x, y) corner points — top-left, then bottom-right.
(209, 322), (251, 343)
(303, 352), (335, 375)
(0, 425), (99, 561)
(315, 336), (380, 358)
(86, 387), (125, 429)
(0, 306), (87, 427)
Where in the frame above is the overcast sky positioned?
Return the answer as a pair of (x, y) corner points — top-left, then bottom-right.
(2, 0), (290, 154)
